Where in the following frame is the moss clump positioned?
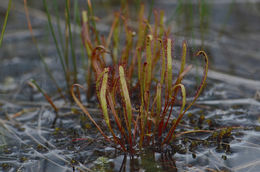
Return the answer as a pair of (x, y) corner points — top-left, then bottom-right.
(36, 144), (48, 152)
(1, 163), (11, 170)
(20, 156), (28, 163)
(222, 155), (227, 160)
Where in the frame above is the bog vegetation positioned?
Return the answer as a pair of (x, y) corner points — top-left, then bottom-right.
(23, 0), (208, 154)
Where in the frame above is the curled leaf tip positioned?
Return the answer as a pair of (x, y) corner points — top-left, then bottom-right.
(196, 50), (208, 61)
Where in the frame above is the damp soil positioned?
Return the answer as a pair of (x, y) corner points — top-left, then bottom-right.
(0, 0), (260, 171)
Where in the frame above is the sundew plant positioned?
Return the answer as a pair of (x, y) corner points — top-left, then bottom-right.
(70, 2), (209, 154)
(23, 0), (209, 154)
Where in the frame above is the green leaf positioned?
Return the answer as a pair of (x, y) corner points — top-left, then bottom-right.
(100, 68), (110, 127)
(166, 38), (173, 96)
(119, 66), (132, 132)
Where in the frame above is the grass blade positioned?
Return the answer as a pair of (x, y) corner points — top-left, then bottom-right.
(30, 80), (58, 113)
(86, 0), (100, 44)
(23, 0), (66, 101)
(0, 0), (12, 47)
(53, 0), (65, 54)
(43, 0), (68, 89)
(65, 0), (78, 84)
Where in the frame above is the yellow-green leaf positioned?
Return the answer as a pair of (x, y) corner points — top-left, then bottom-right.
(119, 66), (132, 132)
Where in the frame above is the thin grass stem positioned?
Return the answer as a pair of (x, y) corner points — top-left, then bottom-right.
(31, 80), (59, 113)
(66, 0), (78, 84)
(24, 0), (66, 101)
(0, 0), (12, 47)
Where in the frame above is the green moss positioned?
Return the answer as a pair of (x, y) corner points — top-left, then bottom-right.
(1, 163), (11, 170)
(84, 123), (91, 129)
(255, 126), (260, 131)
(53, 127), (61, 135)
(20, 156), (28, 163)
(70, 159), (78, 165)
(36, 144), (47, 152)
